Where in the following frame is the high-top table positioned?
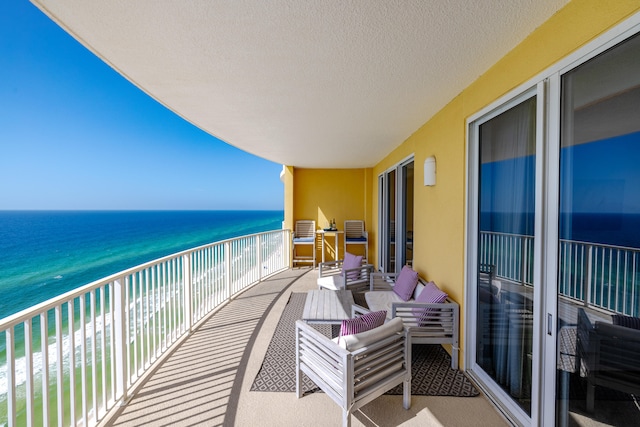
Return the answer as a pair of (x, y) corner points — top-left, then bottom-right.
(316, 229), (344, 263)
(302, 290), (354, 324)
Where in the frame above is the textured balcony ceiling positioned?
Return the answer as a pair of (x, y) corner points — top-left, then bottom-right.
(33, 0), (569, 168)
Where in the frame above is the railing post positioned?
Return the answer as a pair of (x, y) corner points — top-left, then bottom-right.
(183, 253), (193, 333)
(40, 313), (49, 427)
(286, 229), (292, 268)
(24, 319), (34, 426)
(520, 237), (527, 286)
(114, 276), (128, 404)
(585, 244), (593, 307)
(225, 241), (232, 300)
(256, 234), (262, 280)
(6, 326), (16, 427)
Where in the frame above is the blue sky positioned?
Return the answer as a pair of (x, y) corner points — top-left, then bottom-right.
(0, 2), (284, 210)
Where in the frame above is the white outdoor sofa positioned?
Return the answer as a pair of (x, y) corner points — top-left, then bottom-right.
(366, 271), (460, 369)
(295, 316), (411, 427)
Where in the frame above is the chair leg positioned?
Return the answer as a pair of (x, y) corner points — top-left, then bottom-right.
(403, 377), (411, 409)
(451, 346), (459, 370)
(295, 330), (303, 398)
(586, 381), (595, 413)
(404, 334), (412, 409)
(296, 365), (303, 398)
(343, 409), (351, 427)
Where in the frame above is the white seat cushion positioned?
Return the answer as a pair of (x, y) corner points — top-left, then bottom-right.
(365, 291), (404, 320)
(317, 275), (344, 290)
(413, 283), (425, 299)
(340, 317), (404, 351)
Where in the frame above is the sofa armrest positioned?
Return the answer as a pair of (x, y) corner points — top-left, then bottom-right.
(318, 260), (343, 278)
(392, 300), (458, 330)
(391, 298), (460, 369)
(370, 272), (398, 291)
(352, 304), (371, 317)
(343, 264), (374, 291)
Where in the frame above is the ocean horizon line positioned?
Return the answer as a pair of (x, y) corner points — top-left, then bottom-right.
(0, 208), (284, 212)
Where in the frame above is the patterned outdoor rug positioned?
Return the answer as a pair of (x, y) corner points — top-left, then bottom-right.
(250, 292), (479, 397)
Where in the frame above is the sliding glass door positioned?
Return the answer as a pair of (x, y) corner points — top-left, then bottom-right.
(385, 169), (396, 272)
(379, 158), (414, 273)
(468, 22), (640, 426)
(555, 31), (640, 427)
(401, 162), (414, 267)
(472, 93), (538, 421)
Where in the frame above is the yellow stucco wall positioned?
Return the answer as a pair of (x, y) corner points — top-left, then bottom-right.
(372, 0), (640, 366)
(284, 0), (640, 366)
(292, 168), (372, 261)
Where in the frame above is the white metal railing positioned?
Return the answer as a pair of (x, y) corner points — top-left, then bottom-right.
(479, 231), (534, 287)
(0, 229), (290, 427)
(559, 239), (640, 316)
(480, 231), (640, 316)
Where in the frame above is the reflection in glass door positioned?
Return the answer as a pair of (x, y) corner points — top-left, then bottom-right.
(476, 95), (537, 417)
(555, 32), (640, 427)
(379, 159), (414, 273)
(386, 169), (396, 272)
(402, 162), (414, 267)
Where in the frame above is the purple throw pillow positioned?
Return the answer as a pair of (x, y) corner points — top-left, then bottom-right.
(343, 252), (363, 280)
(393, 266), (419, 301)
(412, 281), (448, 325)
(339, 310), (387, 337)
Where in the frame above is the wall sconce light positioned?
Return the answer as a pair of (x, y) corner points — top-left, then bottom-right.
(424, 156), (436, 186)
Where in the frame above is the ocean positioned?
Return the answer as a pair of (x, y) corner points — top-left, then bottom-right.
(0, 210), (284, 424)
(0, 210), (284, 320)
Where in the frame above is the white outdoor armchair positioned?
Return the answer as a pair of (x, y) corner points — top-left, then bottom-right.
(317, 259), (373, 292)
(295, 317), (411, 427)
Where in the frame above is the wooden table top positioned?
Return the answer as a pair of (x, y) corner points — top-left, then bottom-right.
(302, 290), (354, 324)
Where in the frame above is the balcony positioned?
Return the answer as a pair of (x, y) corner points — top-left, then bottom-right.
(5, 225), (640, 426)
(105, 267), (505, 427)
(0, 230), (506, 427)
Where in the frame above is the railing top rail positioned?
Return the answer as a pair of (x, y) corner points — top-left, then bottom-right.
(479, 230), (533, 239)
(0, 228), (288, 330)
(482, 230), (640, 253)
(559, 238), (640, 253)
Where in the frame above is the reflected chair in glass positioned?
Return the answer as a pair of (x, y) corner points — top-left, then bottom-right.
(576, 308), (640, 412)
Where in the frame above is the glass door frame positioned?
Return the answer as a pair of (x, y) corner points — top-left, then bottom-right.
(465, 84), (546, 426)
(378, 155), (414, 273)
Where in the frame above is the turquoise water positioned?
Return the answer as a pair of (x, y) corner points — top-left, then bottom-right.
(0, 210), (284, 320)
(0, 210), (284, 424)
